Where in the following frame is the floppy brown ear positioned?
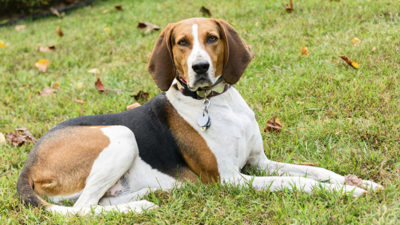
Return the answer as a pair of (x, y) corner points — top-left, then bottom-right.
(148, 24), (176, 91)
(215, 19), (253, 84)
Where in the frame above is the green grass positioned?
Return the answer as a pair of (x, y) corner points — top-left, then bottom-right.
(1, 0), (399, 223)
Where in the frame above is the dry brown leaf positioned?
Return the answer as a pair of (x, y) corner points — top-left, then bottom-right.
(340, 56), (359, 69)
(138, 22), (160, 32)
(52, 82), (60, 89)
(132, 90), (150, 102)
(15, 25), (26, 31)
(38, 45), (56, 52)
(352, 37), (361, 46)
(284, 0), (294, 12)
(115, 4), (123, 11)
(50, 7), (61, 17)
(35, 59), (50, 72)
(344, 174), (363, 188)
(0, 132), (6, 144)
(75, 98), (85, 103)
(264, 117), (282, 132)
(56, 25), (64, 37)
(5, 128), (37, 146)
(95, 77), (106, 92)
(38, 87), (56, 96)
(300, 47), (309, 57)
(126, 103), (141, 110)
(200, 6), (212, 17)
(87, 68), (99, 74)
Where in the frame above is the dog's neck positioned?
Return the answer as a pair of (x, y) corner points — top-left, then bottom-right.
(173, 77), (231, 100)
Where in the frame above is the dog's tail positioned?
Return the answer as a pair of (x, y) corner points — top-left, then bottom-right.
(17, 168), (49, 209)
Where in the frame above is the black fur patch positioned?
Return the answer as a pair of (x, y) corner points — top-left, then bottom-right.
(55, 93), (187, 176)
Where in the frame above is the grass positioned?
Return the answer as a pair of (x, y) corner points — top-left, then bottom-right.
(0, 0), (399, 223)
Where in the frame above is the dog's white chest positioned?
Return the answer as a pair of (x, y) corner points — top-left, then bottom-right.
(166, 87), (260, 178)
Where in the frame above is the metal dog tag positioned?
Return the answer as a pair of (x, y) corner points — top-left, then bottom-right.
(197, 113), (211, 131)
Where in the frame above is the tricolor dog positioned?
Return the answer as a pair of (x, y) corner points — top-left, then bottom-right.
(17, 18), (382, 215)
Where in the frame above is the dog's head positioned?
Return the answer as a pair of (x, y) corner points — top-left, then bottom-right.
(148, 18), (253, 91)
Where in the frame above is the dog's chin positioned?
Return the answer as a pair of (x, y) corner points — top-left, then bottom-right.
(188, 79), (213, 91)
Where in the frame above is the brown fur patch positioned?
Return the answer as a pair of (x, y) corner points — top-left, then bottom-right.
(30, 126), (110, 197)
(166, 102), (220, 183)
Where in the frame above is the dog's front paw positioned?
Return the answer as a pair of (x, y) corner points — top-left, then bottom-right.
(344, 174), (383, 191)
(362, 180), (384, 191)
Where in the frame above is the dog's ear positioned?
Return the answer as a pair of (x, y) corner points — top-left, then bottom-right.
(214, 19), (253, 85)
(148, 24), (176, 91)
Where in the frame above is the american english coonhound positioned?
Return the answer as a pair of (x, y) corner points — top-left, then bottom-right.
(17, 18), (383, 215)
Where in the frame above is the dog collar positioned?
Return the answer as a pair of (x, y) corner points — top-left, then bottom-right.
(174, 77), (230, 100)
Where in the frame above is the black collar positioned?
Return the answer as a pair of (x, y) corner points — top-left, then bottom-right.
(173, 77), (231, 100)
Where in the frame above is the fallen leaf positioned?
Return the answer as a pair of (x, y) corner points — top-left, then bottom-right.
(0, 40), (6, 48)
(138, 22), (160, 32)
(300, 47), (309, 57)
(75, 98), (85, 103)
(38, 45), (56, 52)
(87, 68), (99, 74)
(340, 56), (359, 69)
(77, 82), (84, 88)
(126, 103), (141, 110)
(264, 117), (282, 132)
(5, 128), (37, 146)
(0, 132), (6, 144)
(200, 6), (212, 17)
(15, 25), (26, 31)
(38, 87), (56, 96)
(35, 59), (50, 72)
(50, 7), (61, 17)
(344, 174), (363, 188)
(352, 37), (361, 46)
(52, 82), (60, 89)
(114, 4), (123, 11)
(132, 90), (150, 102)
(95, 77), (106, 92)
(56, 25), (64, 37)
(104, 27), (110, 33)
(284, 0), (294, 13)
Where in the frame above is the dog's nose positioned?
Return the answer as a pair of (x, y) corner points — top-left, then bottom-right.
(192, 62), (210, 74)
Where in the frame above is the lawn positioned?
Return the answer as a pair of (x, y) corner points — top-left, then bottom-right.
(0, 0), (399, 224)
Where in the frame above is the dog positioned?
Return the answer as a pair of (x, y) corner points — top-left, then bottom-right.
(17, 18), (382, 215)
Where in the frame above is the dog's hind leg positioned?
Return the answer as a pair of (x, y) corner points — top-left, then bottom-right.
(72, 126), (138, 208)
(99, 188), (159, 206)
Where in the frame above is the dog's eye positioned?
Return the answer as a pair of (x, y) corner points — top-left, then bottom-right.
(207, 35), (218, 43)
(177, 39), (189, 46)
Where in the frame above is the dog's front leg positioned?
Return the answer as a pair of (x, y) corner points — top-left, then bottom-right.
(223, 174), (366, 197)
(247, 136), (383, 191)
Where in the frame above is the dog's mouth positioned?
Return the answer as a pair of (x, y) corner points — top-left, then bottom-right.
(189, 74), (213, 91)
